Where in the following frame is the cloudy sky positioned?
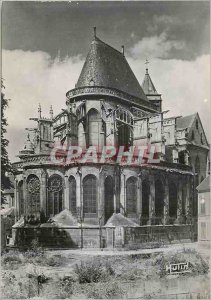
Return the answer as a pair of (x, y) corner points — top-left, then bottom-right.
(2, 1), (210, 161)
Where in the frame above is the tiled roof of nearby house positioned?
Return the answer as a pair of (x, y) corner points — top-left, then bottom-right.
(141, 69), (159, 95)
(176, 114), (196, 130)
(196, 175), (210, 192)
(76, 36), (148, 101)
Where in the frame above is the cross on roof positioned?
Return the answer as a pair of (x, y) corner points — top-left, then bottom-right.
(145, 59), (149, 74)
(145, 59), (149, 66)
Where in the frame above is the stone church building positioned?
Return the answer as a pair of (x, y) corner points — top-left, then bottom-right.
(12, 32), (209, 248)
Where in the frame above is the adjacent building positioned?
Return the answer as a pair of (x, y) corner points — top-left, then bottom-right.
(197, 176), (210, 242)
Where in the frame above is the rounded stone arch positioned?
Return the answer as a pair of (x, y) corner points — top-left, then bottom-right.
(142, 178), (150, 225)
(126, 176), (137, 215)
(104, 175), (114, 222)
(26, 174), (40, 215)
(47, 174), (64, 217)
(83, 174), (98, 216)
(169, 181), (178, 223)
(18, 180), (24, 216)
(154, 178), (165, 224)
(69, 175), (77, 215)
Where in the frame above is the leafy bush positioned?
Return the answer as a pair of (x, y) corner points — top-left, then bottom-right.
(85, 280), (125, 299)
(1, 271), (37, 299)
(75, 259), (115, 283)
(57, 275), (75, 299)
(1, 251), (22, 268)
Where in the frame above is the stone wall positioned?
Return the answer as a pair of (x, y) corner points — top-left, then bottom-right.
(12, 224), (193, 249)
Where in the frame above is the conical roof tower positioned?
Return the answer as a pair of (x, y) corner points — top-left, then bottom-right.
(66, 30), (158, 113)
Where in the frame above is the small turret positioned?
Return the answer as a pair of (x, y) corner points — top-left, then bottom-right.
(141, 60), (162, 112)
(19, 133), (34, 157)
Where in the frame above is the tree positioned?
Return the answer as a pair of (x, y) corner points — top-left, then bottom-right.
(1, 80), (12, 204)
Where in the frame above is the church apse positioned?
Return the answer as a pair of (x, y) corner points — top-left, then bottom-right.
(11, 32), (209, 248)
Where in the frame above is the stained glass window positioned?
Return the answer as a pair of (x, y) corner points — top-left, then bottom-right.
(83, 175), (97, 214)
(69, 176), (77, 214)
(27, 175), (40, 214)
(48, 175), (63, 216)
(126, 177), (137, 214)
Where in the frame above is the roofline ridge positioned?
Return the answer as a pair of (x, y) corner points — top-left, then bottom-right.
(92, 36), (123, 56)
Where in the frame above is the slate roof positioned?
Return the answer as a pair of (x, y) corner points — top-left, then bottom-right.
(196, 176), (210, 192)
(176, 114), (196, 130)
(141, 69), (159, 95)
(76, 37), (148, 101)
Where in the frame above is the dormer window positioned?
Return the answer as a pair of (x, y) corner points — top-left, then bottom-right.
(196, 119), (199, 130)
(89, 79), (94, 86)
(191, 131), (195, 141)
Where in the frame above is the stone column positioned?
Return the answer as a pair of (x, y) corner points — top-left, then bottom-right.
(163, 177), (169, 225)
(23, 175), (27, 215)
(40, 170), (47, 218)
(76, 171), (82, 220)
(148, 175), (155, 225)
(15, 179), (19, 222)
(137, 176), (142, 224)
(114, 167), (121, 213)
(175, 180), (183, 224)
(120, 172), (126, 215)
(186, 179), (192, 224)
(98, 169), (104, 222)
(64, 175), (69, 210)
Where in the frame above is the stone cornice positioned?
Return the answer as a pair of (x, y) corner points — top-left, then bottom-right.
(66, 86), (158, 113)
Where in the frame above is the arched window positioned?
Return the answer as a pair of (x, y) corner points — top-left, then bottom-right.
(142, 179), (150, 225)
(169, 182), (178, 223)
(27, 175), (40, 215)
(69, 176), (76, 215)
(83, 175), (97, 215)
(196, 119), (199, 130)
(104, 176), (114, 222)
(126, 177), (137, 215)
(117, 123), (132, 148)
(155, 179), (164, 224)
(78, 122), (86, 148)
(47, 175), (63, 217)
(191, 131), (195, 141)
(18, 180), (24, 216)
(87, 109), (105, 148)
